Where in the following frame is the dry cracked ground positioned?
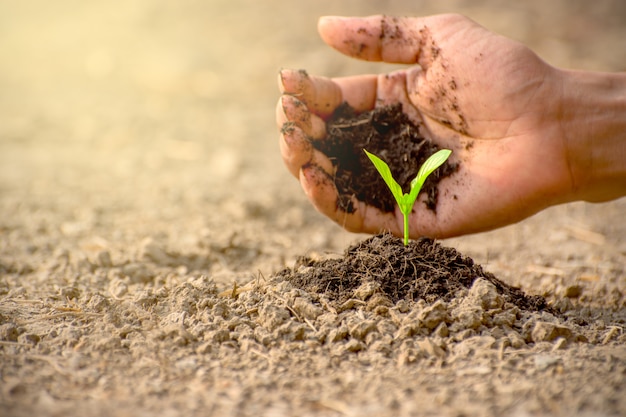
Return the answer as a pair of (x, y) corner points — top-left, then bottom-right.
(1, 1), (625, 416)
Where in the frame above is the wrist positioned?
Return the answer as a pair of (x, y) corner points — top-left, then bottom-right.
(558, 68), (626, 202)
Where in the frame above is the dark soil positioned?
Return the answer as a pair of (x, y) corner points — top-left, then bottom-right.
(280, 233), (552, 313)
(312, 103), (458, 213)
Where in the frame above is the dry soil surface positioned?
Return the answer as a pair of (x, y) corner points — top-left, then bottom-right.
(1, 1), (625, 416)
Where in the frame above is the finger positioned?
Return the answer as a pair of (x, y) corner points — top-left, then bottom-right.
(276, 95), (326, 139)
(318, 15), (428, 64)
(309, 148), (335, 179)
(279, 123), (313, 178)
(334, 75), (378, 113)
(278, 69), (342, 118)
(279, 119), (335, 177)
(299, 163), (339, 217)
(376, 70), (423, 125)
(299, 163), (404, 236)
(299, 164), (364, 233)
(279, 69), (378, 116)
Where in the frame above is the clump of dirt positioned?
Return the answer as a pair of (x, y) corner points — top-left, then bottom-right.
(312, 103), (458, 213)
(278, 233), (552, 313)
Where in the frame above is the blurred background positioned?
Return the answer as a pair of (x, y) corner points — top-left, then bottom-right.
(0, 0), (624, 277)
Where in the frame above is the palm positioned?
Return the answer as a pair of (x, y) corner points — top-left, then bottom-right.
(277, 14), (570, 238)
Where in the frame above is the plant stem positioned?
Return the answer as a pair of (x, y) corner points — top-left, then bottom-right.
(403, 213), (409, 246)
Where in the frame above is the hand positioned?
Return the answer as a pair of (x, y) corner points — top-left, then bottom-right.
(276, 14), (578, 239)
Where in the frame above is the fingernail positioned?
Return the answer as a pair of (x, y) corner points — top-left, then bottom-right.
(282, 94), (306, 114)
(279, 69), (310, 94)
(276, 95), (288, 125)
(277, 69), (287, 92)
(280, 94), (289, 115)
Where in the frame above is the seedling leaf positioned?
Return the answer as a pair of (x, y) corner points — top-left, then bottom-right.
(364, 150), (404, 204)
(364, 147), (452, 246)
(408, 149), (452, 202)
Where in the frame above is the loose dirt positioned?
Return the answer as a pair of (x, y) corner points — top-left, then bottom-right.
(280, 233), (550, 312)
(314, 103), (458, 213)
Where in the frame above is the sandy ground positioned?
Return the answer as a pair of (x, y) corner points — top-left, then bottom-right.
(1, 1), (625, 416)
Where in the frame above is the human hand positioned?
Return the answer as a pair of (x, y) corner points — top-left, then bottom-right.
(276, 14), (577, 239)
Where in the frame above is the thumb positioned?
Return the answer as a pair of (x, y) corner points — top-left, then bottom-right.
(318, 15), (426, 64)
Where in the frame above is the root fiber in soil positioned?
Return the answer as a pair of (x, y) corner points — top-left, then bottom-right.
(312, 103), (458, 213)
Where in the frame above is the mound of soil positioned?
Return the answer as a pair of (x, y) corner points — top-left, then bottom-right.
(312, 103), (458, 213)
(278, 234), (551, 313)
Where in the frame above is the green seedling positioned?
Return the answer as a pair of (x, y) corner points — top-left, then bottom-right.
(364, 148), (452, 246)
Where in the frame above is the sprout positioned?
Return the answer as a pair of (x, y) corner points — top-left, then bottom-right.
(364, 148), (452, 246)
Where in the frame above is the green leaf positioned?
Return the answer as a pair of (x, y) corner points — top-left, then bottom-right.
(408, 149), (452, 202)
(363, 149), (405, 206)
(364, 147), (452, 246)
